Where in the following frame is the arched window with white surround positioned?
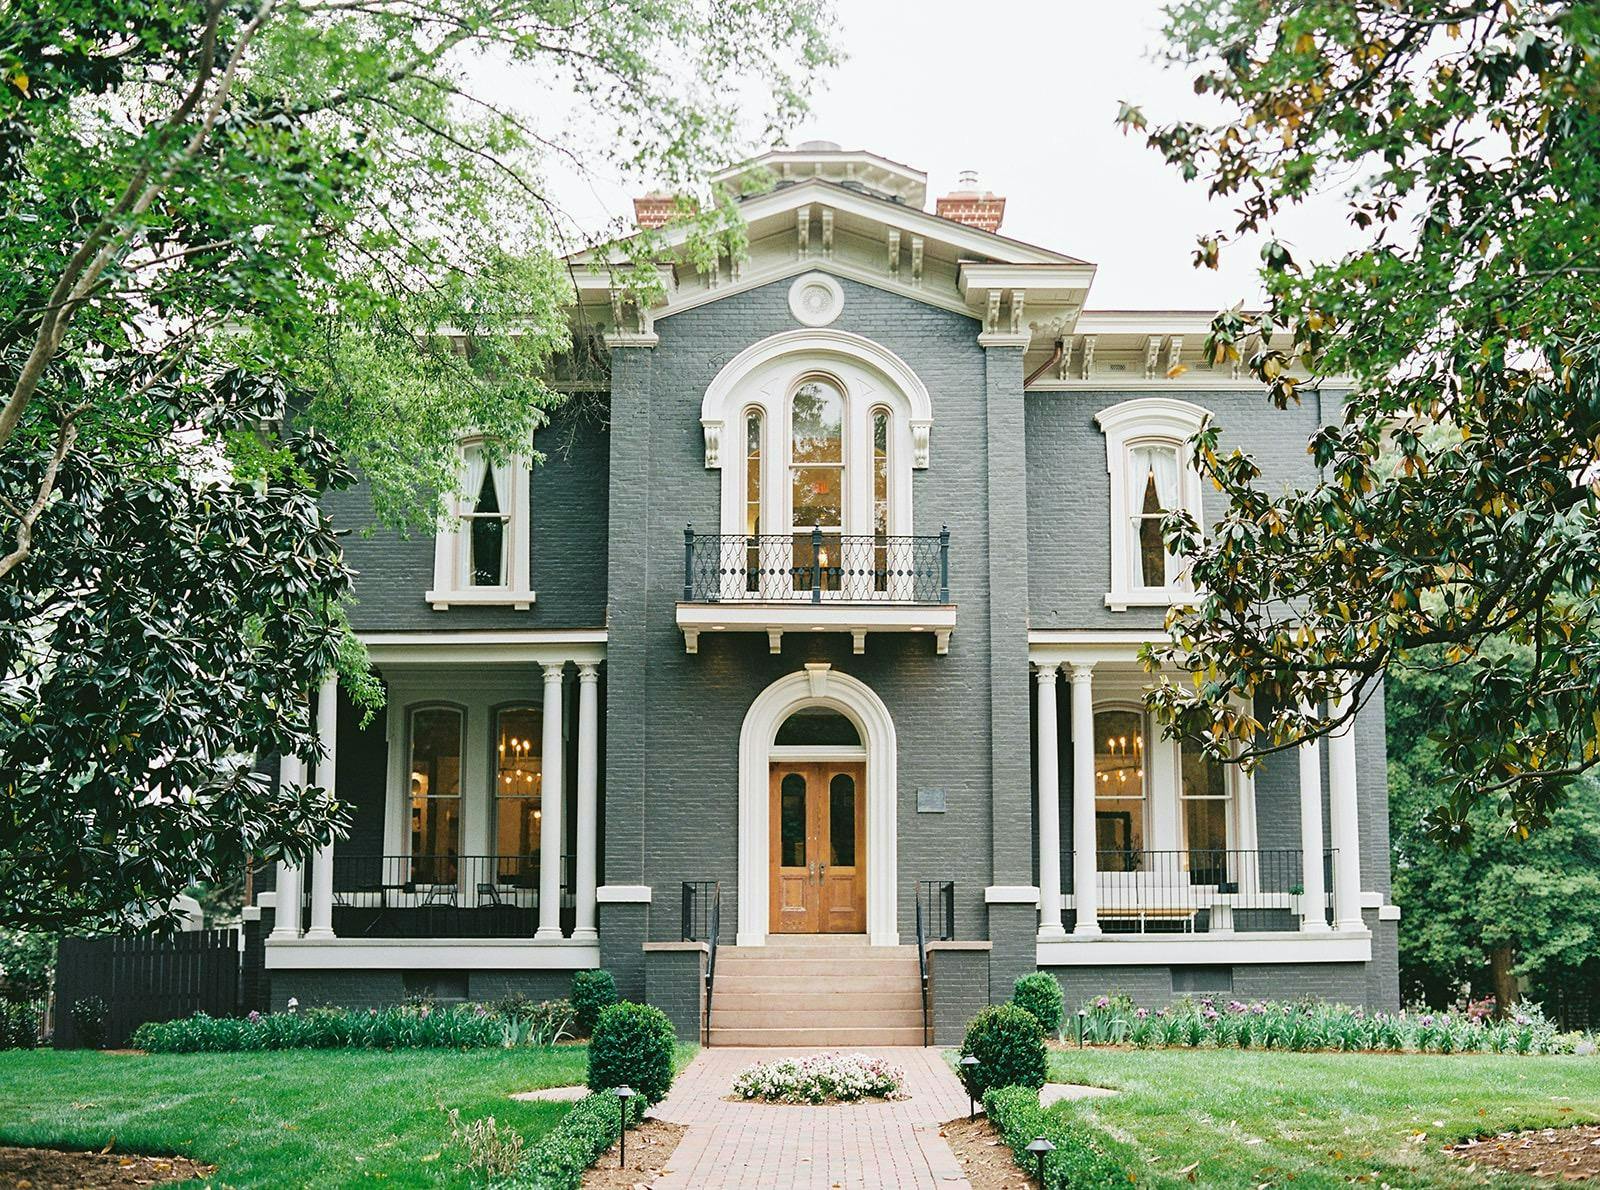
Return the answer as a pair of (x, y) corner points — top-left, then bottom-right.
(427, 437), (534, 610)
(699, 328), (933, 605)
(1094, 397), (1211, 611)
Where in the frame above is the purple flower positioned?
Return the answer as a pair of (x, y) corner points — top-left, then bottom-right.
(1421, 1015), (1435, 1027)
(1227, 1000), (1246, 1014)
(1135, 1008), (1149, 1019)
(1203, 1007), (1219, 1020)
(1095, 995), (1109, 1008)
(247, 1010), (262, 1023)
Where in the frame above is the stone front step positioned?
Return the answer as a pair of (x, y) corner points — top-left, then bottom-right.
(707, 1025), (927, 1047)
(706, 939), (925, 1046)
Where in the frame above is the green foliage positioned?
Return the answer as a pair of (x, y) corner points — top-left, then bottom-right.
(0, 0), (837, 932)
(1387, 650), (1600, 1009)
(70, 995), (107, 1049)
(1074, 994), (1576, 1055)
(128, 1002), (580, 1052)
(586, 1002), (677, 1105)
(1123, 1), (1600, 837)
(959, 1003), (1048, 1098)
(570, 969), (618, 1036)
(1012, 972), (1066, 1035)
(0, 930), (54, 1002)
(513, 1090), (644, 1190)
(0, 1000), (41, 1049)
(982, 1085), (1135, 1188)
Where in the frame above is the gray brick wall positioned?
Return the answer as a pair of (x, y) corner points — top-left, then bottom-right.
(928, 946), (991, 1046)
(327, 398), (610, 633)
(645, 946), (706, 1042)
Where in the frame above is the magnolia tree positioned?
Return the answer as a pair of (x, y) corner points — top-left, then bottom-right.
(0, 0), (835, 930)
(1124, 1), (1600, 841)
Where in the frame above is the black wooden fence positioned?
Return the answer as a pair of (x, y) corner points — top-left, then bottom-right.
(55, 930), (240, 1048)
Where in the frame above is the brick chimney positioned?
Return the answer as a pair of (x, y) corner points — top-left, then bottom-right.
(935, 170), (1005, 233)
(633, 192), (685, 229)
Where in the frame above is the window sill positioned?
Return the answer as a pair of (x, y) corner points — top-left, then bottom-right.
(1104, 589), (1198, 613)
(426, 589), (536, 611)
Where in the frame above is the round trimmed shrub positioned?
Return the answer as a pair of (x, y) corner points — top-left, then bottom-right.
(71, 994), (109, 1049)
(587, 1002), (677, 1104)
(960, 1003), (1047, 1099)
(1012, 971), (1065, 1035)
(570, 969), (618, 1036)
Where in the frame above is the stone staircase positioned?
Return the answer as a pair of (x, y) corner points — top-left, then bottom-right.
(707, 934), (926, 1046)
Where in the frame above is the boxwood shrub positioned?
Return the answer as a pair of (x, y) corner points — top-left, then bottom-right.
(0, 1001), (40, 1050)
(1012, 972), (1066, 1035)
(983, 1085), (1133, 1187)
(960, 1003), (1047, 1099)
(587, 1002), (677, 1104)
(570, 969), (618, 1036)
(132, 1004), (507, 1052)
(514, 1090), (644, 1190)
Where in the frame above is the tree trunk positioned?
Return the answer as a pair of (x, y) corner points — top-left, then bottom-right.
(1490, 945), (1519, 1017)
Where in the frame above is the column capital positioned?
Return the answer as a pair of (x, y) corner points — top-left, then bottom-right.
(577, 662), (600, 682)
(541, 661), (566, 682)
(1068, 661), (1095, 684)
(1032, 661), (1060, 684)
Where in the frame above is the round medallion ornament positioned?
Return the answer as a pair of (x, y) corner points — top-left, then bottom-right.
(788, 272), (845, 327)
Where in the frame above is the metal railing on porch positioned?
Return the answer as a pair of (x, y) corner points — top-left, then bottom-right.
(315, 854), (574, 938)
(917, 880), (955, 942)
(682, 528), (951, 603)
(1087, 848), (1334, 934)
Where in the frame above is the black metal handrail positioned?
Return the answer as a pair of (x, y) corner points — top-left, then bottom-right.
(703, 882), (721, 1046)
(918, 880), (955, 942)
(681, 526), (951, 604)
(914, 885), (931, 1047)
(1087, 848), (1334, 934)
(680, 880), (718, 942)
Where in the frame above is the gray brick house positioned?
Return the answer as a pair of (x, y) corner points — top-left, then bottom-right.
(255, 144), (1400, 1042)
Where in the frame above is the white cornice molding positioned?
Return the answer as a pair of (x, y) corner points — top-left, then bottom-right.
(265, 938), (601, 970)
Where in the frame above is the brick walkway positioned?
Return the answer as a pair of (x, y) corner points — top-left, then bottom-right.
(650, 1047), (972, 1189)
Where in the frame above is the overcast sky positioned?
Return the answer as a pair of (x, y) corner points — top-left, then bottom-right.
(524, 0), (1364, 311)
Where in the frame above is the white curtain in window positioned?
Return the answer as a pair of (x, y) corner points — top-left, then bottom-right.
(1131, 443), (1180, 512)
(489, 457), (513, 513)
(458, 444), (489, 517)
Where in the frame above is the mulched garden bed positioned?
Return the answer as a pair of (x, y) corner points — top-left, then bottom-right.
(0, 1145), (215, 1189)
(579, 1117), (687, 1189)
(940, 1115), (1036, 1189)
(1448, 1124), (1600, 1181)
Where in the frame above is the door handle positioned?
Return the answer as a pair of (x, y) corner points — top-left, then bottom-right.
(818, 863), (828, 881)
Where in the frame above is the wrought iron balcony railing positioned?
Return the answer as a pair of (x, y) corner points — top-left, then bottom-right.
(307, 853), (573, 939)
(1082, 848), (1335, 935)
(682, 527), (950, 604)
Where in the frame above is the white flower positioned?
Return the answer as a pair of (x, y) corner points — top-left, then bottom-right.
(286, 997), (299, 1011)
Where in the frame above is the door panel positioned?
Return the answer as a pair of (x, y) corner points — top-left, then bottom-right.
(769, 762), (866, 934)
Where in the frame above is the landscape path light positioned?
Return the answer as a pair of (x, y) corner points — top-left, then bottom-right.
(613, 1085), (635, 1169)
(1026, 1135), (1056, 1185)
(959, 1054), (980, 1121)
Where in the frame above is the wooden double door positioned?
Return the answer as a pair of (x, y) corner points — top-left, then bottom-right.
(769, 761), (866, 934)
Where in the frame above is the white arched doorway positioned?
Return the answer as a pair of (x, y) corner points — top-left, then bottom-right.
(737, 663), (898, 946)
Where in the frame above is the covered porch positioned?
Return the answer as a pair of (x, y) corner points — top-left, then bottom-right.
(1028, 633), (1373, 962)
(264, 632), (606, 969)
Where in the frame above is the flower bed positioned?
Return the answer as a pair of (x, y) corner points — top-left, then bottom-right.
(1074, 994), (1580, 1055)
(731, 1052), (907, 1103)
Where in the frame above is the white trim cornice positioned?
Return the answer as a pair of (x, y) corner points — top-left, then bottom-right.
(265, 938), (600, 970)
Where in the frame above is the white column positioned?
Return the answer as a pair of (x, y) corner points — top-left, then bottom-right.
(1034, 664), (1066, 939)
(269, 752), (305, 940)
(571, 663), (601, 943)
(1328, 686), (1365, 930)
(535, 662), (567, 941)
(305, 677), (338, 939)
(1068, 662), (1101, 936)
(1296, 714), (1330, 933)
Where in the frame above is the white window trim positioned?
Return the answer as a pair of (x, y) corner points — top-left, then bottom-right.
(427, 437), (535, 611)
(1095, 397), (1211, 612)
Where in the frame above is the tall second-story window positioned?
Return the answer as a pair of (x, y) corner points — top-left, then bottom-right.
(791, 378), (845, 589)
(1095, 398), (1210, 612)
(427, 437), (535, 610)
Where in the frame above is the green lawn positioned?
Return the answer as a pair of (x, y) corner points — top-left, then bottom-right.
(0, 1046), (607, 1188)
(1047, 1046), (1600, 1187)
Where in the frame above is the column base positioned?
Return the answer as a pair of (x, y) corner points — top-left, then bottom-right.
(301, 927), (335, 940)
(267, 929), (301, 942)
(1299, 921), (1332, 934)
(1071, 923), (1102, 937)
(1037, 923), (1068, 941)
(1334, 919), (1366, 932)
(533, 926), (565, 941)
(568, 926), (599, 943)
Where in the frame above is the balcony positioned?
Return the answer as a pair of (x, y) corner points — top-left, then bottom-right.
(676, 528), (957, 655)
(1083, 848), (1334, 935)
